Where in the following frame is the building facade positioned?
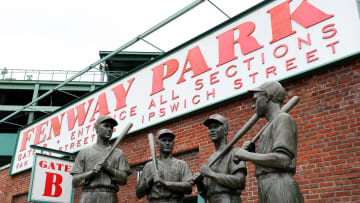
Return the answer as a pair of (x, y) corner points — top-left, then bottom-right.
(0, 0), (359, 202)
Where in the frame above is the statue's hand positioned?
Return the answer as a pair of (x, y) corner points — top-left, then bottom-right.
(190, 172), (203, 185)
(234, 148), (250, 164)
(153, 173), (165, 187)
(199, 165), (214, 178)
(88, 162), (103, 179)
(242, 141), (255, 152)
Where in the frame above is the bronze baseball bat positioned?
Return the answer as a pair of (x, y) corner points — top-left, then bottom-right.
(148, 133), (159, 173)
(250, 96), (300, 144)
(192, 96), (299, 184)
(100, 122), (133, 165)
(209, 96), (299, 167)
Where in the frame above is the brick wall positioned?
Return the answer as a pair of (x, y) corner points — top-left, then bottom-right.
(0, 57), (359, 202)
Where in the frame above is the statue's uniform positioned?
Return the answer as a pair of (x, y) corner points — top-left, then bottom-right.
(199, 148), (247, 203)
(136, 158), (193, 203)
(71, 145), (131, 203)
(255, 112), (304, 203)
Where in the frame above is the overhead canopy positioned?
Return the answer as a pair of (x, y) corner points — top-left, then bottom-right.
(99, 51), (163, 81)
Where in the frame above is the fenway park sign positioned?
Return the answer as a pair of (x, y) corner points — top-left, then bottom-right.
(10, 0), (360, 174)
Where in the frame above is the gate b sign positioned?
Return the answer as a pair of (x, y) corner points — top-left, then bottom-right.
(29, 154), (74, 203)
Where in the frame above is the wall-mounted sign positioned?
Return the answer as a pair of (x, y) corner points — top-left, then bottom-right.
(10, 0), (360, 175)
(28, 154), (74, 203)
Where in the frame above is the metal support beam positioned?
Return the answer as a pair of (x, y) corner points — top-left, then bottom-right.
(0, 105), (60, 112)
(207, 0), (231, 19)
(27, 83), (40, 123)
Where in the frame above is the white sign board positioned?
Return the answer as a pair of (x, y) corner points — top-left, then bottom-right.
(29, 154), (74, 203)
(10, 0), (360, 175)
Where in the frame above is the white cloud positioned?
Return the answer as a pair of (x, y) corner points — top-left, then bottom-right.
(0, 0), (262, 71)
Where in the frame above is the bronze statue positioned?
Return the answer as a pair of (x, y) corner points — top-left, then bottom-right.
(194, 114), (247, 203)
(136, 129), (193, 203)
(234, 80), (304, 203)
(71, 115), (131, 203)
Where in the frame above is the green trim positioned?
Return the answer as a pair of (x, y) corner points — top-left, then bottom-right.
(27, 153), (37, 202)
(30, 145), (77, 158)
(0, 133), (17, 156)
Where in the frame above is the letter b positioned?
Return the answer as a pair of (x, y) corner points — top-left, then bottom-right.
(43, 172), (63, 197)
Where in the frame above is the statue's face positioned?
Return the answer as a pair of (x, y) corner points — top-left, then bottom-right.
(96, 122), (114, 140)
(253, 92), (268, 117)
(157, 136), (174, 154)
(207, 122), (227, 142)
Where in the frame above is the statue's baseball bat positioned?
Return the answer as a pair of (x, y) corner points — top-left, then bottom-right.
(250, 96), (300, 144)
(209, 96), (299, 167)
(148, 133), (159, 174)
(99, 122), (133, 165)
(192, 96), (299, 184)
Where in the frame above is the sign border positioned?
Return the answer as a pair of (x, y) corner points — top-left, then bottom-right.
(28, 153), (74, 203)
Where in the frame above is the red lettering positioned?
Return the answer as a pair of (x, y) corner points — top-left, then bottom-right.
(43, 172), (63, 197)
(20, 128), (34, 152)
(112, 77), (135, 110)
(84, 137), (89, 145)
(268, 0), (333, 43)
(148, 112), (155, 121)
(130, 106), (137, 117)
(249, 72), (258, 84)
(266, 66), (277, 78)
(78, 128), (83, 137)
(195, 79), (204, 90)
(39, 160), (46, 168)
(172, 90), (179, 100)
(322, 24), (337, 39)
(71, 131), (76, 140)
(177, 46), (211, 84)
(151, 59), (179, 95)
(326, 41), (339, 54)
(65, 164), (71, 173)
(217, 22), (263, 66)
(160, 95), (167, 105)
(148, 99), (156, 110)
(34, 121), (49, 146)
(210, 71), (220, 85)
(234, 79), (243, 89)
(298, 33), (311, 50)
(286, 57), (297, 71)
(70, 142), (75, 150)
(192, 95), (200, 104)
(225, 65), (237, 77)
(48, 113), (65, 141)
(306, 49), (319, 63)
(261, 52), (265, 64)
(89, 93), (111, 122)
(243, 57), (254, 70)
(67, 98), (94, 131)
(170, 102), (179, 112)
(207, 89), (215, 100)
(159, 108), (165, 117)
(273, 44), (288, 58)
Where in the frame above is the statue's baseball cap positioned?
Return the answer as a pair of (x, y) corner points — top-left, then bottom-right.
(203, 114), (228, 129)
(249, 80), (286, 104)
(157, 129), (175, 139)
(95, 115), (118, 127)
